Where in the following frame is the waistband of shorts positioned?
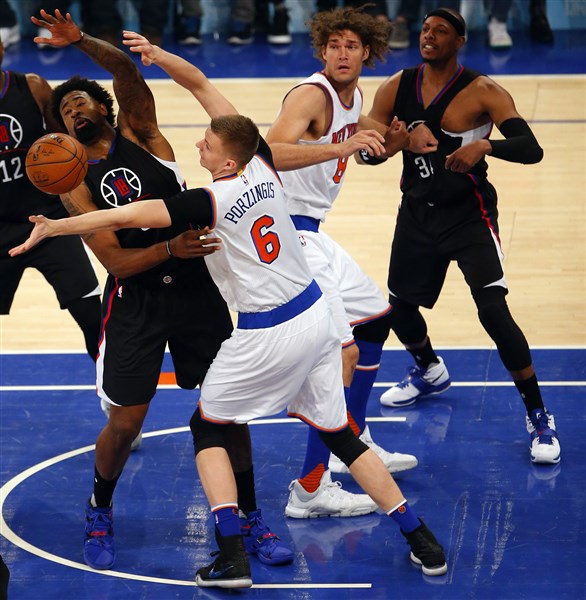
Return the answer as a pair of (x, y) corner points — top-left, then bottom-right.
(291, 215), (320, 232)
(237, 279), (322, 329)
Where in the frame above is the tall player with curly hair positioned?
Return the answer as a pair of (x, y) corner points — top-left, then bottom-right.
(267, 8), (429, 518)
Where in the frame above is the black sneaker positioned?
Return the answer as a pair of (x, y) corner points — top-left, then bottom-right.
(195, 533), (252, 588)
(268, 5), (291, 45)
(175, 16), (201, 45)
(228, 21), (254, 45)
(401, 519), (447, 576)
(530, 15), (554, 44)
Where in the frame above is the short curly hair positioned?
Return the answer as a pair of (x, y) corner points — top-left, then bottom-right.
(51, 75), (116, 129)
(309, 5), (391, 69)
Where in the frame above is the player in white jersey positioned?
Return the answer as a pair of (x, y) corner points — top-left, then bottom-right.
(266, 7), (421, 517)
(10, 32), (448, 588)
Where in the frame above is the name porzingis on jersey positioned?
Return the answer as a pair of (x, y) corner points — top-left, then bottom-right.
(331, 122), (358, 144)
(224, 180), (275, 224)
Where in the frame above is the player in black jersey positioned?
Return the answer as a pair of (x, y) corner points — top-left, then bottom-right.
(0, 37), (101, 359)
(361, 8), (560, 465)
(30, 9), (293, 571)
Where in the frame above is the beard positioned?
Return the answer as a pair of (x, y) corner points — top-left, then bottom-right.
(74, 119), (100, 144)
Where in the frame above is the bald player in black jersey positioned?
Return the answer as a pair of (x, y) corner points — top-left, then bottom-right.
(359, 8), (560, 466)
(30, 9), (293, 571)
(0, 36), (101, 360)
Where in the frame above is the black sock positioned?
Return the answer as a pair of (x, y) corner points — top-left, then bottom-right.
(407, 338), (439, 370)
(93, 466), (121, 508)
(234, 466), (256, 517)
(514, 374), (544, 415)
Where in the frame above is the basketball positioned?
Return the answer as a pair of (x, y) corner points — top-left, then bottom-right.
(25, 133), (88, 195)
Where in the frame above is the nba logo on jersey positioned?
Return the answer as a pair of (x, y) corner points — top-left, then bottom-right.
(240, 173), (249, 186)
(0, 114), (23, 150)
(100, 167), (142, 207)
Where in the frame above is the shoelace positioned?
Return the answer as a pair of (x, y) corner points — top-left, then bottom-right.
(398, 367), (421, 388)
(87, 512), (112, 538)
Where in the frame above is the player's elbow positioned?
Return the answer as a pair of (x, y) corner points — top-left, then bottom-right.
(525, 144), (544, 164)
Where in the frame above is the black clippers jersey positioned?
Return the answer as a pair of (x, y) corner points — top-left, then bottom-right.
(84, 130), (197, 283)
(0, 70), (67, 222)
(394, 65), (491, 207)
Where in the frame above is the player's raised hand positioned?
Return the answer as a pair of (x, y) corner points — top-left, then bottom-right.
(31, 9), (83, 48)
(383, 117), (410, 157)
(9, 215), (55, 257)
(123, 30), (160, 66)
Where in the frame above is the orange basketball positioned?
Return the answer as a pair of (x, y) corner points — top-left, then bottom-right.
(25, 133), (88, 195)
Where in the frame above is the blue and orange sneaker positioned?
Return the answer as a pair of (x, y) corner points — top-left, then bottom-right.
(241, 509), (294, 565)
(83, 501), (115, 570)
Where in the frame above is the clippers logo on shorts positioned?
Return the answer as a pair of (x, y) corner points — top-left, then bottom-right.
(0, 114), (24, 150)
(100, 168), (142, 207)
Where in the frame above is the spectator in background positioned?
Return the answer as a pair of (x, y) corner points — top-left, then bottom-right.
(255, 0), (291, 45)
(529, 0), (553, 44)
(0, 0), (19, 47)
(487, 0), (554, 49)
(35, 1), (170, 47)
(175, 0), (255, 45)
(316, 0), (388, 20)
(389, 1), (461, 49)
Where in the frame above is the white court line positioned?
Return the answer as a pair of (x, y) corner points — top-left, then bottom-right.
(0, 421), (380, 589)
(1, 380), (584, 392)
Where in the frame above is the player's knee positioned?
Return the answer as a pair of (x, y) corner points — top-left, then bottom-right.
(190, 407), (228, 455)
(108, 413), (143, 443)
(318, 426), (368, 468)
(353, 310), (393, 344)
(342, 343), (359, 371)
(473, 287), (531, 371)
(389, 296), (427, 345)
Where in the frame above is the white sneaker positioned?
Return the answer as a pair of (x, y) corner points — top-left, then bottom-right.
(380, 357), (451, 408)
(0, 25), (20, 48)
(488, 17), (512, 49)
(100, 398), (143, 451)
(285, 470), (377, 519)
(526, 408), (560, 464)
(329, 425), (418, 474)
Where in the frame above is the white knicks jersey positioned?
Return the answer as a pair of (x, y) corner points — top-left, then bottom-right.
(278, 72), (363, 222)
(203, 153), (313, 314)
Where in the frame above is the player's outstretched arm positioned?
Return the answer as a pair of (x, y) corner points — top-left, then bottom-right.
(123, 31), (237, 119)
(9, 202), (172, 257)
(31, 9), (164, 151)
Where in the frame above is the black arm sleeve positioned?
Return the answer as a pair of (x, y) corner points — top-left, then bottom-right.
(357, 148), (389, 166)
(489, 117), (544, 164)
(163, 188), (214, 229)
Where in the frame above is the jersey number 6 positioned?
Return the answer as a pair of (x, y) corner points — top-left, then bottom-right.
(251, 214), (281, 264)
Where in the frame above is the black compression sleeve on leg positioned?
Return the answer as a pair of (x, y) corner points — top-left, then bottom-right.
(489, 118), (543, 164)
(353, 310), (393, 344)
(190, 408), (228, 455)
(388, 296), (428, 345)
(473, 287), (532, 371)
(318, 426), (368, 468)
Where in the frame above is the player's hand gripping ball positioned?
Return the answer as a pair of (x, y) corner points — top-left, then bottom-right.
(26, 133), (88, 194)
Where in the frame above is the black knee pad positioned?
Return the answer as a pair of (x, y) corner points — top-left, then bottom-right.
(473, 287), (531, 371)
(318, 426), (368, 468)
(354, 310), (393, 344)
(388, 295), (428, 345)
(190, 408), (228, 455)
